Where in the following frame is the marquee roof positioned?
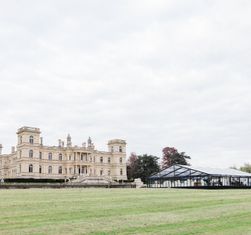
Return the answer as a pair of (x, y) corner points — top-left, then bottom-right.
(149, 164), (251, 179)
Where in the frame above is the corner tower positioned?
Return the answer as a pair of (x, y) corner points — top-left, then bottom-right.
(108, 139), (127, 180)
(108, 139), (126, 153)
(17, 127), (41, 146)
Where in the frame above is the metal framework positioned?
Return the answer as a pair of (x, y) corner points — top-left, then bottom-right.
(148, 164), (251, 188)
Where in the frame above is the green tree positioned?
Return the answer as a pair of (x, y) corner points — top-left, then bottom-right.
(240, 163), (251, 173)
(161, 147), (190, 169)
(135, 154), (160, 183)
(127, 153), (160, 183)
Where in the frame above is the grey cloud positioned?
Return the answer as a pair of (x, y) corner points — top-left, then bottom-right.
(0, 0), (251, 168)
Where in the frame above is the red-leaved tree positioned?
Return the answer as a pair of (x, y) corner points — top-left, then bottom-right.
(161, 147), (190, 169)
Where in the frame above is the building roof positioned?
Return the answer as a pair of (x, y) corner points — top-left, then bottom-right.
(149, 164), (251, 179)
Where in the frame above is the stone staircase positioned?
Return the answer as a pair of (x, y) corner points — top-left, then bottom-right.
(70, 175), (117, 185)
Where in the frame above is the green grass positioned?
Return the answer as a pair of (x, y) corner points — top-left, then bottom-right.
(0, 188), (251, 235)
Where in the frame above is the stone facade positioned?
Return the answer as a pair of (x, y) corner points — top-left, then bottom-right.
(0, 127), (127, 181)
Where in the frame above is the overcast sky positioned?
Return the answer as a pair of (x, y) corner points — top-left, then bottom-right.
(0, 0), (250, 168)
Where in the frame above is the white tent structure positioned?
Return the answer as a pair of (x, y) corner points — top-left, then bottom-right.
(148, 164), (251, 188)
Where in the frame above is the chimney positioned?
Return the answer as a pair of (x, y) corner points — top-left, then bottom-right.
(40, 137), (43, 146)
(67, 134), (72, 147)
(11, 146), (15, 154)
(0, 144), (2, 155)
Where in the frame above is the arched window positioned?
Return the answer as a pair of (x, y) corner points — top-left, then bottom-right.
(29, 164), (33, 173)
(58, 166), (62, 174)
(120, 168), (123, 176)
(29, 150), (33, 158)
(39, 165), (42, 174)
(48, 153), (52, 160)
(108, 157), (111, 163)
(29, 136), (34, 144)
(100, 157), (103, 163)
(119, 146), (123, 152)
(59, 153), (62, 161)
(119, 157), (122, 164)
(48, 166), (52, 174)
(111, 146), (114, 152)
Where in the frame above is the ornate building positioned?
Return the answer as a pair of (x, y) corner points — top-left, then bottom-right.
(0, 127), (127, 181)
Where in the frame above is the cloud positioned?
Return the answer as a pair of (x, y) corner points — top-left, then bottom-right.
(0, 0), (250, 168)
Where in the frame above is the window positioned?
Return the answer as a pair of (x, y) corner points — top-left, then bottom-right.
(100, 169), (103, 176)
(108, 170), (111, 176)
(108, 157), (111, 164)
(29, 164), (33, 173)
(65, 168), (67, 174)
(39, 152), (42, 160)
(48, 153), (52, 160)
(48, 166), (52, 174)
(119, 146), (123, 152)
(120, 157), (122, 164)
(20, 136), (22, 144)
(58, 166), (62, 174)
(29, 150), (33, 158)
(120, 168), (123, 176)
(19, 150), (22, 158)
(69, 168), (72, 174)
(100, 157), (103, 163)
(39, 165), (42, 174)
(59, 153), (62, 161)
(29, 136), (34, 144)
(111, 146), (114, 152)
(81, 153), (84, 161)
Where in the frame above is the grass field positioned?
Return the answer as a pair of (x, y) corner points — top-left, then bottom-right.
(0, 188), (251, 235)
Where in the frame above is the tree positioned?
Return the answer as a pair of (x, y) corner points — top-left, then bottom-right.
(135, 154), (160, 183)
(240, 163), (251, 173)
(126, 152), (138, 180)
(161, 147), (190, 169)
(127, 153), (160, 183)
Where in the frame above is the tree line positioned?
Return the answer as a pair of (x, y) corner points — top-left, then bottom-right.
(127, 147), (190, 183)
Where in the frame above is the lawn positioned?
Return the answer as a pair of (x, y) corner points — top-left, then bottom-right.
(0, 188), (251, 235)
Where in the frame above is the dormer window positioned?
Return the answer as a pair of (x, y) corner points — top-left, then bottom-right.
(29, 136), (34, 144)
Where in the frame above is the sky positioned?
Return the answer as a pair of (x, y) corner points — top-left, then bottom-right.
(0, 0), (250, 168)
